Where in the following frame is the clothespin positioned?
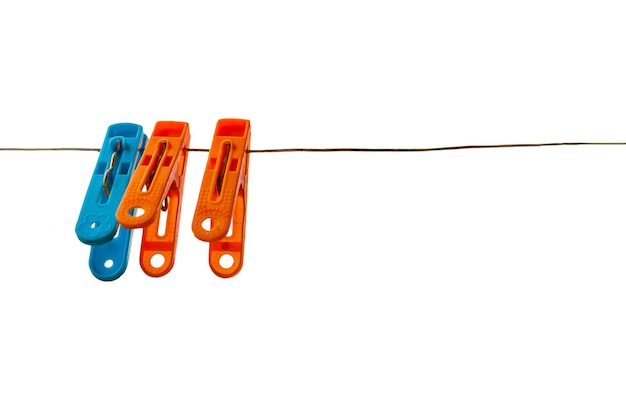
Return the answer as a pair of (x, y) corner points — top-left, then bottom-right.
(192, 119), (250, 278)
(75, 123), (146, 281)
(116, 121), (190, 277)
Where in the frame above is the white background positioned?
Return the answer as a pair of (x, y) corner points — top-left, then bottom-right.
(1, 1), (626, 415)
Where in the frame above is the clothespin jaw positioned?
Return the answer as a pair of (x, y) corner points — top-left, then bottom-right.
(192, 119), (250, 278)
(116, 121), (190, 277)
(75, 123), (146, 281)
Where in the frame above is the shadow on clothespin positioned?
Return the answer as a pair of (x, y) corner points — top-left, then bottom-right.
(75, 123), (146, 281)
(116, 121), (190, 277)
(192, 119), (250, 278)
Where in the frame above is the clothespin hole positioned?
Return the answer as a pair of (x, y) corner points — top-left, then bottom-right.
(129, 207), (145, 217)
(201, 218), (212, 231)
(226, 221), (233, 237)
(104, 259), (114, 268)
(219, 254), (234, 269)
(150, 254), (165, 268)
(90, 222), (99, 229)
(157, 208), (168, 237)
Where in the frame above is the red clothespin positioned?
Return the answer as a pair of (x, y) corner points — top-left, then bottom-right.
(116, 121), (190, 277)
(192, 119), (250, 278)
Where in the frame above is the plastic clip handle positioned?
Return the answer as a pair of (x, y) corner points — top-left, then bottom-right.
(116, 121), (190, 277)
(192, 119), (250, 278)
(75, 123), (146, 281)
(88, 225), (134, 281)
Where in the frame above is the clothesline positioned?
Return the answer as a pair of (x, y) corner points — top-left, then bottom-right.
(2, 142), (626, 153)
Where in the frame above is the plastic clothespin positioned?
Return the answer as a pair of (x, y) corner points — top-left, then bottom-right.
(116, 121), (190, 277)
(192, 119), (250, 278)
(75, 123), (146, 281)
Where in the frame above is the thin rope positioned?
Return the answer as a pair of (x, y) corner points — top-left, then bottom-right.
(1, 142), (626, 154)
(0, 147), (101, 152)
(244, 142), (626, 153)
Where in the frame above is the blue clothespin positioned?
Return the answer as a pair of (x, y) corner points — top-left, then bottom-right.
(75, 123), (146, 281)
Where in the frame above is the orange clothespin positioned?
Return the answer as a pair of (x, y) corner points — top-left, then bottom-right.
(116, 121), (190, 277)
(192, 119), (250, 278)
